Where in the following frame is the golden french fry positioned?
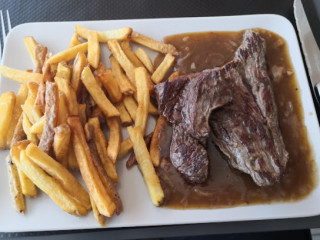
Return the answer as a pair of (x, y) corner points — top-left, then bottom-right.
(109, 55), (135, 95)
(151, 54), (175, 84)
(149, 116), (166, 167)
(57, 92), (68, 125)
(69, 33), (82, 48)
(168, 70), (180, 80)
(6, 84), (28, 146)
(135, 48), (154, 73)
(118, 138), (133, 159)
(67, 146), (79, 171)
(98, 69), (122, 103)
(6, 154), (25, 214)
(22, 97), (42, 124)
(81, 66), (119, 118)
(47, 42), (88, 64)
(17, 168), (37, 197)
(0, 92), (16, 148)
(131, 31), (178, 55)
(88, 117), (119, 182)
(34, 64), (50, 113)
(22, 112), (38, 144)
(38, 82), (58, 154)
(75, 25), (132, 42)
(26, 143), (91, 210)
(14, 147), (87, 216)
(71, 52), (87, 96)
(53, 124), (71, 168)
(90, 196), (104, 227)
(78, 104), (87, 126)
(55, 76), (78, 115)
(127, 126), (164, 206)
(88, 32), (100, 69)
(23, 36), (37, 62)
(56, 62), (71, 81)
(90, 105), (105, 124)
(27, 82), (39, 99)
(115, 102), (132, 126)
(106, 117), (121, 163)
(134, 67), (150, 135)
(30, 115), (45, 134)
(33, 45), (47, 74)
(0, 66), (42, 84)
(123, 96), (138, 121)
(108, 40), (135, 84)
(68, 116), (116, 217)
(121, 41), (144, 67)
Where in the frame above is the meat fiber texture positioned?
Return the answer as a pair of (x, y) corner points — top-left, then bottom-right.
(155, 30), (288, 186)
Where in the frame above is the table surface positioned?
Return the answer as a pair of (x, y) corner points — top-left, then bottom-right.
(1, 0), (319, 239)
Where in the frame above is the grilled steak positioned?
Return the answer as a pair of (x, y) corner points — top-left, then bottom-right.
(155, 29), (288, 186)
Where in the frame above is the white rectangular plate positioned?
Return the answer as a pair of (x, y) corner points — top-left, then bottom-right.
(1, 14), (320, 232)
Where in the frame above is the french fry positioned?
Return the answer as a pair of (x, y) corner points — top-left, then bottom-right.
(26, 143), (91, 210)
(149, 116), (166, 167)
(168, 70), (180, 80)
(69, 33), (82, 48)
(134, 67), (150, 135)
(127, 126), (164, 206)
(78, 104), (87, 126)
(13, 147), (87, 216)
(88, 32), (100, 69)
(30, 115), (45, 134)
(98, 69), (122, 103)
(131, 31), (178, 55)
(22, 97), (42, 124)
(151, 53), (175, 84)
(47, 42), (88, 64)
(75, 25), (132, 42)
(90, 105), (105, 124)
(108, 40), (136, 84)
(17, 168), (37, 197)
(118, 138), (133, 159)
(55, 76), (78, 115)
(109, 55), (135, 95)
(135, 47), (154, 73)
(0, 92), (16, 148)
(0, 66), (42, 84)
(71, 52), (87, 96)
(121, 41), (144, 68)
(53, 124), (71, 168)
(123, 96), (138, 121)
(57, 93), (68, 125)
(88, 118), (119, 182)
(115, 102), (132, 126)
(91, 196), (104, 227)
(27, 82), (39, 99)
(23, 36), (38, 62)
(33, 45), (47, 73)
(68, 116), (116, 216)
(81, 66), (119, 118)
(6, 84), (28, 146)
(106, 117), (121, 163)
(38, 82), (58, 154)
(56, 62), (71, 81)
(22, 112), (38, 144)
(67, 147), (79, 171)
(34, 64), (51, 113)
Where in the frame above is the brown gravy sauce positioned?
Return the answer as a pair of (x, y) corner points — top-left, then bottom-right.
(156, 29), (317, 209)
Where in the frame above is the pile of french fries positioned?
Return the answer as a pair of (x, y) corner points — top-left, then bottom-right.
(0, 24), (178, 226)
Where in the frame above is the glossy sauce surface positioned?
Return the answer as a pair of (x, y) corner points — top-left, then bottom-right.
(156, 29), (317, 209)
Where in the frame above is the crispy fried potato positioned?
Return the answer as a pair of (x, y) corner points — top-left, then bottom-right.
(109, 55), (135, 95)
(90, 105), (105, 124)
(34, 64), (51, 113)
(78, 104), (87, 126)
(67, 146), (79, 171)
(33, 45), (47, 74)
(90, 196), (104, 227)
(131, 31), (178, 55)
(13, 147), (87, 216)
(22, 112), (38, 144)
(38, 82), (58, 154)
(30, 115), (45, 134)
(53, 124), (71, 168)
(56, 62), (71, 81)
(68, 116), (116, 216)
(69, 33), (82, 48)
(108, 40), (135, 84)
(55, 76), (78, 115)
(75, 25), (132, 42)
(23, 36), (38, 62)
(151, 54), (175, 84)
(0, 92), (16, 148)
(168, 70), (180, 80)
(118, 138), (133, 159)
(17, 168), (37, 197)
(88, 32), (100, 69)
(88, 118), (119, 182)
(81, 66), (119, 118)
(27, 82), (39, 99)
(71, 52), (87, 96)
(135, 47), (154, 73)
(0, 66), (42, 84)
(22, 97), (42, 124)
(127, 126), (164, 206)
(115, 102), (132, 126)
(149, 116), (166, 167)
(6, 84), (28, 146)
(134, 67), (150, 135)
(26, 143), (91, 210)
(106, 117), (121, 163)
(123, 96), (138, 121)
(98, 69), (122, 103)
(57, 92), (68, 125)
(120, 41), (144, 68)
(47, 42), (88, 64)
